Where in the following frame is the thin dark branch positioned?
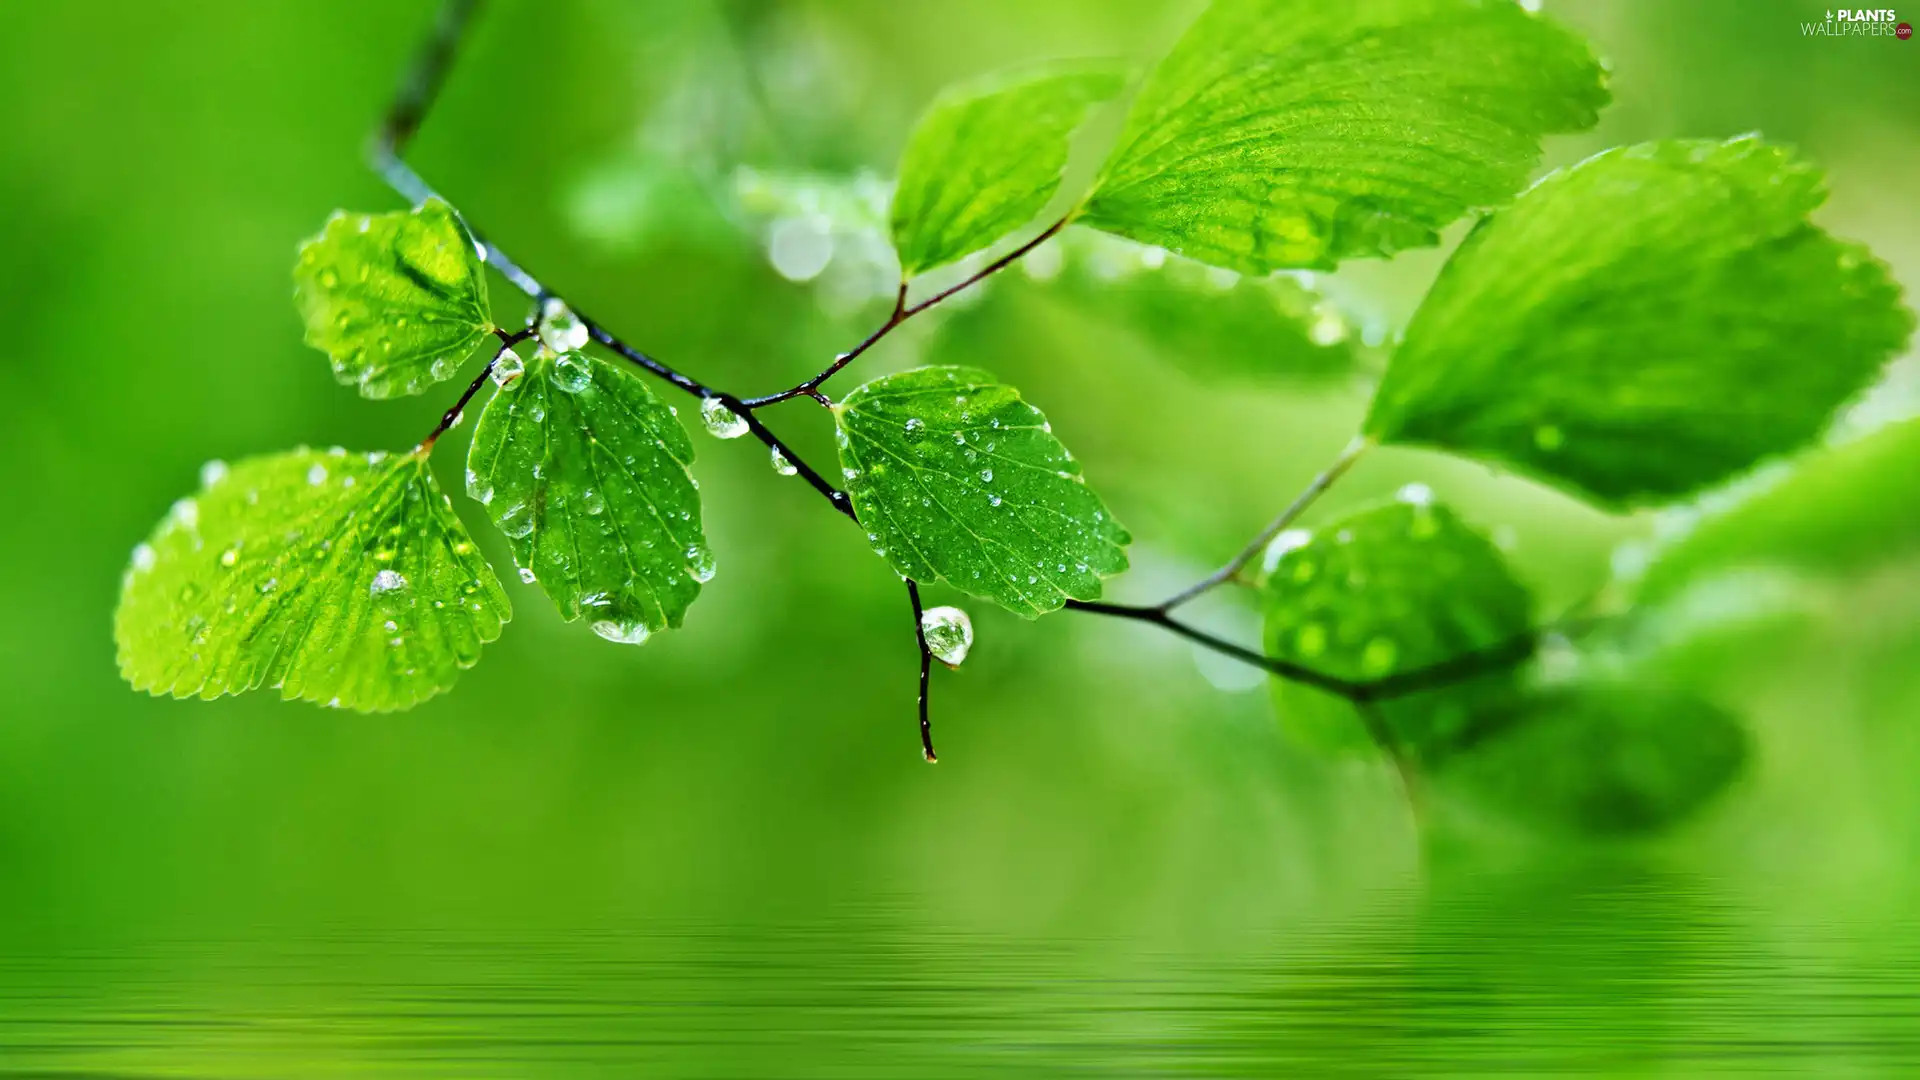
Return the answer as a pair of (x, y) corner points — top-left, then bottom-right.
(905, 578), (937, 762)
(740, 218), (1068, 409)
(1159, 436), (1371, 611)
(421, 331), (529, 451)
(376, 0), (1549, 765)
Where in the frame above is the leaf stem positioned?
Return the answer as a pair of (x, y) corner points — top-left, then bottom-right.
(1158, 435), (1372, 611)
(905, 578), (937, 762)
(377, 0), (1549, 760)
(739, 218), (1068, 410)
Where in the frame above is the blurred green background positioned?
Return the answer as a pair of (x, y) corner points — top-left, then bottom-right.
(3, 0), (1918, 1073)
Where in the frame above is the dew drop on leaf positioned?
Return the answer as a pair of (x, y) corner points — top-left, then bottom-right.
(369, 569), (408, 595)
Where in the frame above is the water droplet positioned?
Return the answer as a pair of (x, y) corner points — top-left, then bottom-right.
(550, 352), (593, 393)
(904, 417), (925, 437)
(518, 567), (537, 584)
(1360, 636), (1398, 676)
(988, 495), (1002, 507)
(132, 543), (156, 573)
(1534, 424), (1564, 451)
(171, 498), (199, 531)
(307, 463), (328, 486)
(766, 214), (834, 281)
(258, 577), (278, 594)
(370, 569), (408, 595)
(497, 503), (535, 539)
(980, 468), (993, 483)
(219, 545), (240, 568)
(581, 487), (606, 515)
(538, 297), (590, 353)
(492, 347), (525, 386)
(465, 468), (493, 504)
(199, 460), (229, 488)
(920, 605), (974, 667)
(685, 544), (716, 584)
(592, 618), (652, 645)
(770, 446), (798, 476)
(1396, 483), (1433, 506)
(700, 397), (748, 439)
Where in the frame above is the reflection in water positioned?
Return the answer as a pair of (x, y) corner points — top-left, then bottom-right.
(3, 869), (1918, 1077)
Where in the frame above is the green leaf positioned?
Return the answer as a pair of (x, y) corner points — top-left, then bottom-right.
(115, 448), (510, 712)
(890, 66), (1125, 277)
(1632, 419), (1920, 606)
(1441, 681), (1748, 836)
(1078, 0), (1607, 274)
(834, 366), (1130, 617)
(467, 350), (709, 644)
(1261, 493), (1533, 760)
(294, 199), (495, 399)
(1366, 138), (1915, 510)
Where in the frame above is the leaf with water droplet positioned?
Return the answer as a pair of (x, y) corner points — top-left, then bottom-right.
(890, 64), (1125, 277)
(1367, 138), (1915, 509)
(468, 349), (708, 642)
(1261, 496), (1532, 761)
(293, 199), (494, 399)
(115, 447), (509, 711)
(1077, 0), (1606, 274)
(834, 366), (1129, 618)
(1438, 680), (1747, 836)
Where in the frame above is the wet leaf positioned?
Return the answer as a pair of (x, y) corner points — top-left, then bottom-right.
(834, 366), (1130, 617)
(891, 65), (1125, 277)
(1079, 0), (1606, 273)
(1441, 681), (1748, 836)
(1367, 138), (1914, 509)
(467, 350), (709, 645)
(115, 448), (509, 712)
(294, 199), (495, 399)
(1262, 494), (1533, 760)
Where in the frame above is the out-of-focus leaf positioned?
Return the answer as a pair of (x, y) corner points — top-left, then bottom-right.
(468, 350), (709, 646)
(1632, 418), (1920, 605)
(293, 200), (495, 399)
(1441, 681), (1748, 836)
(891, 66), (1125, 277)
(1262, 492), (1533, 761)
(1367, 138), (1914, 510)
(1078, 0), (1607, 273)
(834, 366), (1130, 617)
(115, 448), (509, 712)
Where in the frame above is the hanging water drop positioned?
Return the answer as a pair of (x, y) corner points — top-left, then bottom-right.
(700, 397), (748, 439)
(465, 468), (493, 505)
(920, 605), (974, 667)
(592, 619), (652, 645)
(491, 347), (525, 386)
(770, 446), (798, 476)
(538, 297), (590, 353)
(685, 544), (717, 584)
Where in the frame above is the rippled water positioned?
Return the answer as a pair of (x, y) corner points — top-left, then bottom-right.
(5, 869), (1918, 1077)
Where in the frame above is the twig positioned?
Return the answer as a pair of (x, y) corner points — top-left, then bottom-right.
(1158, 435), (1372, 611)
(739, 218), (1069, 410)
(905, 578), (937, 762)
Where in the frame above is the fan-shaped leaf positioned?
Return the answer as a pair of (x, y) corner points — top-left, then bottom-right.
(1262, 492), (1533, 760)
(294, 199), (495, 399)
(834, 366), (1130, 617)
(116, 448), (509, 712)
(891, 65), (1125, 277)
(467, 350), (709, 645)
(1367, 138), (1914, 509)
(1079, 0), (1607, 273)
